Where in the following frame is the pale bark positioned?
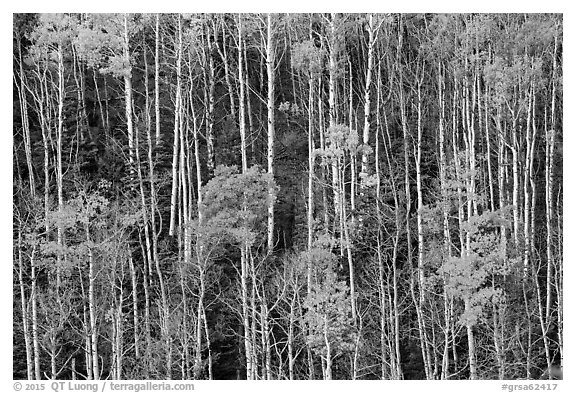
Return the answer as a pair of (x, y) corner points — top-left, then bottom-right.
(484, 65), (496, 211)
(155, 14), (161, 146)
(214, 16), (237, 121)
(328, 14), (340, 231)
(397, 18), (421, 380)
(237, 15), (254, 379)
(86, 225), (99, 379)
(463, 54), (477, 381)
(307, 71), (315, 256)
(92, 72), (107, 138)
(178, 85), (192, 380)
(15, 36), (35, 197)
(266, 13), (276, 252)
(438, 62), (453, 380)
(16, 225), (33, 379)
(169, 14), (182, 237)
(123, 15), (135, 178)
(204, 15), (216, 175)
(318, 75), (329, 231)
(56, 44), (65, 290)
(128, 255), (139, 360)
(544, 29), (559, 375)
(348, 59), (356, 211)
(189, 79), (210, 379)
(381, 77), (403, 380)
(238, 16), (248, 174)
(414, 67), (433, 380)
(361, 14), (376, 179)
(143, 39), (157, 376)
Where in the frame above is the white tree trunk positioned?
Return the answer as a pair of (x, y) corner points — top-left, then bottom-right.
(266, 13), (276, 252)
(361, 14), (375, 178)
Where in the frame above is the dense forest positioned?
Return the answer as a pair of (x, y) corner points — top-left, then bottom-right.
(12, 13), (563, 380)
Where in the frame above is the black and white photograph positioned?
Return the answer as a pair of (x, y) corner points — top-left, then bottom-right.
(11, 9), (564, 384)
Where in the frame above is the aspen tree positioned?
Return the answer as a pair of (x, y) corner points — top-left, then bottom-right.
(360, 14), (379, 180)
(213, 16), (237, 121)
(414, 60), (433, 380)
(169, 14), (182, 238)
(187, 51), (211, 379)
(463, 26), (478, 379)
(266, 13), (276, 252)
(437, 60), (454, 380)
(348, 58), (355, 212)
(203, 15), (216, 175)
(325, 13), (340, 232)
(141, 33), (155, 373)
(155, 14), (161, 146)
(15, 35), (35, 197)
(55, 42), (66, 292)
(15, 210), (33, 379)
(236, 14), (254, 379)
(543, 23), (560, 374)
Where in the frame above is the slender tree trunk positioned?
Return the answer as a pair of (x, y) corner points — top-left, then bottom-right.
(464, 297), (477, 380)
(179, 85), (192, 380)
(484, 79), (495, 212)
(244, 49), (255, 166)
(328, 13), (340, 234)
(463, 57), (478, 381)
(341, 167), (356, 323)
(382, 86), (403, 381)
(288, 294), (296, 380)
(56, 44), (65, 290)
(103, 76), (110, 133)
(414, 69), (433, 379)
(114, 263), (125, 380)
(348, 59), (356, 212)
(16, 227), (33, 379)
(86, 225), (99, 380)
(169, 14), (182, 237)
(375, 83), (388, 378)
(317, 75), (329, 232)
(266, 13), (276, 252)
(204, 16), (216, 175)
(438, 62), (453, 380)
(307, 71), (315, 256)
(397, 18), (417, 380)
(71, 43), (84, 143)
(144, 40), (157, 377)
(16, 37), (35, 197)
(153, 19), (175, 366)
(80, 273), (93, 381)
(214, 16), (237, 122)
(238, 16), (248, 174)
(92, 71), (107, 138)
(544, 29), (559, 376)
(323, 315), (332, 380)
(240, 247), (253, 380)
(511, 116), (520, 251)
(237, 15), (254, 380)
(523, 82), (532, 275)
(123, 15), (135, 179)
(155, 14), (161, 146)
(361, 14), (375, 179)
(30, 245), (41, 380)
(128, 255), (139, 361)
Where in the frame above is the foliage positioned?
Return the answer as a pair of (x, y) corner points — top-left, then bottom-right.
(302, 247), (357, 358)
(439, 209), (512, 327)
(200, 165), (277, 246)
